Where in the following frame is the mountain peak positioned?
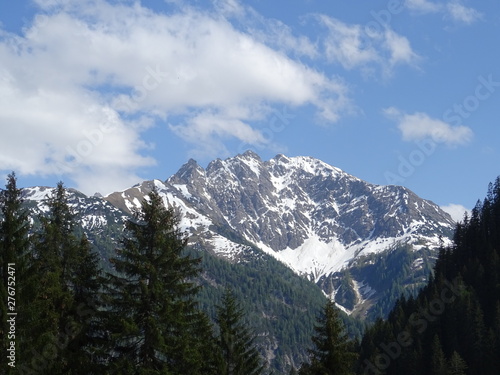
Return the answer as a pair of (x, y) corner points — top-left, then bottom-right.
(21, 151), (457, 321)
(170, 158), (205, 184)
(98, 151), (454, 281)
(239, 149), (262, 161)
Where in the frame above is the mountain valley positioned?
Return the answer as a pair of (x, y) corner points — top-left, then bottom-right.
(18, 152), (457, 371)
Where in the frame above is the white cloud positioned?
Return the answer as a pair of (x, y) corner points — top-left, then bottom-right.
(446, 1), (482, 25)
(317, 16), (420, 76)
(212, 0), (318, 59)
(169, 106), (269, 159)
(247, 18), (319, 59)
(384, 107), (473, 146)
(319, 16), (379, 69)
(0, 74), (155, 193)
(0, 0), (350, 194)
(441, 203), (470, 222)
(383, 28), (421, 67)
(406, 0), (482, 25)
(213, 0), (245, 17)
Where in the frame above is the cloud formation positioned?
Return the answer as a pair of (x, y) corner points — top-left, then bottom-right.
(317, 16), (420, 77)
(441, 203), (470, 222)
(406, 0), (482, 24)
(384, 107), (473, 146)
(0, 0), (350, 194)
(446, 1), (483, 24)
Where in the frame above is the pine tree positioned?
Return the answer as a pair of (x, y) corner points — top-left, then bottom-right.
(299, 300), (358, 375)
(215, 288), (265, 375)
(0, 173), (31, 373)
(26, 182), (102, 374)
(105, 188), (215, 374)
(430, 335), (448, 375)
(448, 351), (467, 375)
(66, 235), (105, 374)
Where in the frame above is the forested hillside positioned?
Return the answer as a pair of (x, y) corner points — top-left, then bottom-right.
(296, 177), (500, 374)
(3, 172), (499, 374)
(355, 177), (500, 374)
(0, 174), (267, 374)
(0, 173), (364, 374)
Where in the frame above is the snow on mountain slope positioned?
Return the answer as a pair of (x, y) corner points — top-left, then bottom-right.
(22, 186), (127, 230)
(105, 179), (253, 262)
(20, 152), (456, 316)
(102, 151), (454, 280)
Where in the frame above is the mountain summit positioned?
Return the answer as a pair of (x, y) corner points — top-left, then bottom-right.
(20, 152), (455, 317)
(103, 152), (454, 315)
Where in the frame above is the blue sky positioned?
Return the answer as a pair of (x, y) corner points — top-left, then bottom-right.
(0, 0), (499, 220)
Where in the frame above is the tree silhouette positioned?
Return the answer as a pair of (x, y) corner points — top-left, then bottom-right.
(300, 300), (358, 375)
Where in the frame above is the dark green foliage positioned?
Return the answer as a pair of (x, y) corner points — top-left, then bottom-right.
(22, 182), (103, 374)
(6, 174), (500, 374)
(104, 188), (217, 374)
(348, 245), (434, 321)
(357, 177), (500, 375)
(191, 244), (365, 373)
(215, 288), (265, 375)
(299, 300), (358, 375)
(448, 351), (467, 375)
(67, 236), (106, 374)
(0, 173), (31, 373)
(430, 335), (448, 375)
(334, 271), (358, 311)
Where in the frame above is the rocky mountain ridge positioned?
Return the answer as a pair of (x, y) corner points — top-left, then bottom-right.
(109, 151), (453, 272)
(21, 151), (455, 317)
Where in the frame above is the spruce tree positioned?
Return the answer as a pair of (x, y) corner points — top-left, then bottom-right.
(215, 288), (265, 375)
(448, 351), (467, 375)
(0, 173), (31, 373)
(67, 235), (105, 374)
(430, 335), (448, 375)
(299, 300), (358, 375)
(27, 182), (102, 374)
(105, 188), (215, 374)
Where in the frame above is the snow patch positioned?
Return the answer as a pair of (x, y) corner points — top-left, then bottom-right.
(172, 184), (192, 199)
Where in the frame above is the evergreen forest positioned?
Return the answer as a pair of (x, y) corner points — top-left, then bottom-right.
(1, 173), (499, 374)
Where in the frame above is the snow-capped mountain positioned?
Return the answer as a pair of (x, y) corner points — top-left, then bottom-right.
(20, 151), (455, 317)
(106, 151), (454, 276)
(22, 186), (127, 232)
(15, 152), (458, 370)
(101, 152), (454, 316)
(21, 186), (129, 266)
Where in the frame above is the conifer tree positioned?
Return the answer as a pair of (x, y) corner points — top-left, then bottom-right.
(67, 235), (105, 374)
(27, 182), (102, 374)
(105, 188), (215, 374)
(300, 300), (358, 375)
(0, 173), (31, 373)
(356, 177), (500, 374)
(448, 351), (467, 375)
(215, 288), (265, 375)
(430, 335), (448, 375)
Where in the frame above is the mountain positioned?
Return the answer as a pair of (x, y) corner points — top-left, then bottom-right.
(18, 152), (456, 372)
(19, 181), (338, 373)
(104, 151), (454, 317)
(21, 185), (128, 271)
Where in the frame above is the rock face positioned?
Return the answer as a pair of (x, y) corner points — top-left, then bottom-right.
(160, 151), (453, 279)
(21, 151), (455, 316)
